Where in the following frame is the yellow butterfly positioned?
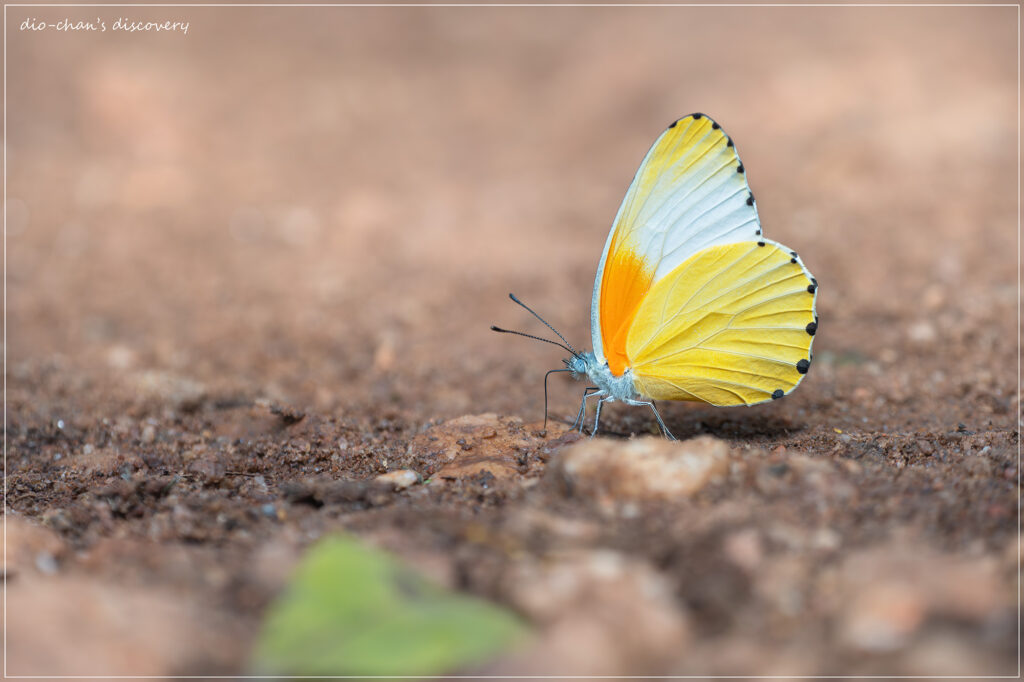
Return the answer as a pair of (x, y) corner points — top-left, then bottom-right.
(495, 114), (818, 438)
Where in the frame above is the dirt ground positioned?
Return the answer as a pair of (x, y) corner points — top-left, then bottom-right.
(5, 4), (1020, 677)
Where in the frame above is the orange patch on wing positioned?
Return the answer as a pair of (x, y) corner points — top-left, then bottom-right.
(600, 246), (654, 376)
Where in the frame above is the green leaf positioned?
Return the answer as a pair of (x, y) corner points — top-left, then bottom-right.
(254, 535), (526, 676)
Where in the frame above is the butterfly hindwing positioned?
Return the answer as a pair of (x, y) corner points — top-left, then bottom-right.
(592, 114), (762, 375)
(626, 239), (817, 406)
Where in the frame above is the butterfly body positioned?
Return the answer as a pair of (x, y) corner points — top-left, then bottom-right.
(564, 350), (675, 438)
(497, 113), (818, 438)
(566, 352), (638, 402)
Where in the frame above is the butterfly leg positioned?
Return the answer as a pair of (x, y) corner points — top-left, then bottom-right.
(572, 387), (601, 431)
(624, 398), (677, 440)
(591, 396), (614, 438)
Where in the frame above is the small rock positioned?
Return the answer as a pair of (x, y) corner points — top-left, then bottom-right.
(549, 435), (731, 507)
(407, 413), (567, 480)
(374, 469), (419, 491)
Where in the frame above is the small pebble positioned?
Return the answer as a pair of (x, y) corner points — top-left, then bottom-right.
(552, 435), (731, 506)
(374, 469), (419, 491)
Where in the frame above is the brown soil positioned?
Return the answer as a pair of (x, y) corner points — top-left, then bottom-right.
(5, 5), (1019, 677)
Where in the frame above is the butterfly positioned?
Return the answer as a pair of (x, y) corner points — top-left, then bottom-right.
(494, 113), (818, 439)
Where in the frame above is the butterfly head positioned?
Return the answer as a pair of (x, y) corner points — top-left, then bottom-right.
(564, 352), (594, 379)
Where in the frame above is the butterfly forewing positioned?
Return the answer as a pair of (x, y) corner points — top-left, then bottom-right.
(592, 114), (762, 375)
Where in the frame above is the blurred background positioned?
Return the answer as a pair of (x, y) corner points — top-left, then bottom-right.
(6, 3), (1019, 677)
(9, 4), (1016, 423)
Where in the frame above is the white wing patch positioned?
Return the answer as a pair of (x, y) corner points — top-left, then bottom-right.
(591, 113), (763, 362)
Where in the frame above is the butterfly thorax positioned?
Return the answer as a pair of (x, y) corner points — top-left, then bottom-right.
(567, 352), (639, 402)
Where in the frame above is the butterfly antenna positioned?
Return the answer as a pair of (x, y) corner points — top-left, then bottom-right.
(490, 326), (576, 356)
(542, 368), (572, 432)
(507, 293), (580, 357)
